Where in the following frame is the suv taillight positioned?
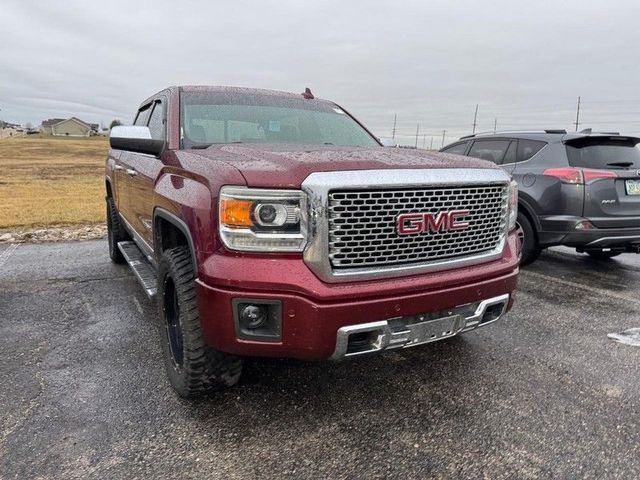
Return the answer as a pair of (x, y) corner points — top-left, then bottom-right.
(543, 167), (617, 185)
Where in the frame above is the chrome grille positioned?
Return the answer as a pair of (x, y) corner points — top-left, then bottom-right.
(328, 184), (508, 269)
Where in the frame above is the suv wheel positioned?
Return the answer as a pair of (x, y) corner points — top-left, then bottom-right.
(586, 249), (622, 260)
(516, 212), (541, 266)
(157, 246), (243, 397)
(106, 197), (129, 263)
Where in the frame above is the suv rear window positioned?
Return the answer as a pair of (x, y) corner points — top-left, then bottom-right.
(566, 137), (640, 169)
(517, 140), (546, 162)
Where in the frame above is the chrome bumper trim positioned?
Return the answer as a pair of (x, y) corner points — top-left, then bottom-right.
(330, 293), (509, 360)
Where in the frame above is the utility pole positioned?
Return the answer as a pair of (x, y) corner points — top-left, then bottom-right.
(422, 134), (426, 149)
(392, 114), (397, 139)
(441, 130), (446, 148)
(493, 118), (497, 133)
(429, 137), (434, 150)
(574, 96), (581, 132)
(472, 104), (479, 134)
(414, 123), (420, 148)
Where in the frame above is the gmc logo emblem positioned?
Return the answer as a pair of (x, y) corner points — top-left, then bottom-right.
(397, 210), (470, 235)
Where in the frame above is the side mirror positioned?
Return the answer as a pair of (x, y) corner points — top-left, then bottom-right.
(379, 137), (398, 147)
(110, 126), (163, 156)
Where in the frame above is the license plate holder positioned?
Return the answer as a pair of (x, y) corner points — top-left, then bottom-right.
(400, 315), (466, 347)
(625, 179), (640, 195)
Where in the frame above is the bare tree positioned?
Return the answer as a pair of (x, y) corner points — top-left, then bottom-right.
(109, 119), (122, 130)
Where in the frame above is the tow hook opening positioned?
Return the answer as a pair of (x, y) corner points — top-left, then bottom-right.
(480, 301), (506, 325)
(346, 330), (382, 355)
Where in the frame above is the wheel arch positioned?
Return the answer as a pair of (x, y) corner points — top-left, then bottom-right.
(517, 197), (540, 233)
(153, 208), (198, 273)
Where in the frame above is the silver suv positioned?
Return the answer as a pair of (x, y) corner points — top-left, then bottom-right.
(442, 129), (640, 264)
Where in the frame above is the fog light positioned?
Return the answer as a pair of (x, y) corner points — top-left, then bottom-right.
(233, 298), (282, 341)
(240, 305), (267, 329)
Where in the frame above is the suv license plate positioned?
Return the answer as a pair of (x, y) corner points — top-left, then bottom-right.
(626, 180), (640, 195)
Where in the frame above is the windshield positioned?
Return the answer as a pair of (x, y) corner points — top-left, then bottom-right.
(566, 137), (640, 169)
(180, 92), (379, 148)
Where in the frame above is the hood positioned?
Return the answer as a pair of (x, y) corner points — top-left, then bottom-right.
(184, 144), (499, 188)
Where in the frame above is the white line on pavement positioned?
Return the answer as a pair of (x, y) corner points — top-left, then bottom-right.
(522, 269), (640, 305)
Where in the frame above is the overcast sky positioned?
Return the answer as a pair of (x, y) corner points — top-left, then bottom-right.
(2, 0), (640, 145)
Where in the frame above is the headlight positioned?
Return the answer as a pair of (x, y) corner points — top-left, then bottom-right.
(508, 179), (518, 231)
(219, 186), (307, 252)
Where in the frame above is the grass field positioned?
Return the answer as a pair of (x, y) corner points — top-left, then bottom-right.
(0, 136), (108, 229)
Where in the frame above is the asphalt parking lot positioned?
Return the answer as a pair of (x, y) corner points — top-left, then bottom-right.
(1, 240), (639, 479)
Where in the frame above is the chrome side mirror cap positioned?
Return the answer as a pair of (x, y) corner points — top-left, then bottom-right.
(110, 126), (163, 156)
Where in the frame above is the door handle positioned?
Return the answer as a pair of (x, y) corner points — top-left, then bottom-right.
(126, 169), (137, 176)
(114, 165), (124, 171)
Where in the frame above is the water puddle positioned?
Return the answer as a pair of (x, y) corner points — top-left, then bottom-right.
(608, 328), (640, 346)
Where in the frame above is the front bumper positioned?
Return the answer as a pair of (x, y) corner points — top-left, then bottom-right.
(195, 231), (520, 361)
(330, 294), (509, 360)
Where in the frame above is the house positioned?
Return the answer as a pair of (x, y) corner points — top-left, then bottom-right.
(40, 117), (93, 137)
(41, 118), (66, 135)
(0, 120), (25, 139)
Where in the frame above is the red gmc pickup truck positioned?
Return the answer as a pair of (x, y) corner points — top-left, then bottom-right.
(106, 86), (520, 397)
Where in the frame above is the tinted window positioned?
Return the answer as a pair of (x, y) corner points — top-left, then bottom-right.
(468, 140), (511, 164)
(180, 92), (379, 148)
(134, 104), (152, 126)
(517, 140), (546, 162)
(503, 141), (517, 164)
(566, 137), (640, 169)
(442, 141), (469, 155)
(147, 101), (165, 141)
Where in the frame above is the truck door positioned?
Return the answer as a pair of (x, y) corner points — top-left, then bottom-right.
(119, 99), (166, 251)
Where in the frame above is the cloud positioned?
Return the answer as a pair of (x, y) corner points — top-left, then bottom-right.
(2, 0), (640, 143)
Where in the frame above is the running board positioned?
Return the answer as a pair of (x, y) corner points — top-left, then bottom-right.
(117, 241), (157, 299)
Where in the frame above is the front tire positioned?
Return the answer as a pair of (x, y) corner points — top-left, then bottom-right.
(157, 246), (243, 397)
(106, 197), (129, 264)
(516, 212), (541, 266)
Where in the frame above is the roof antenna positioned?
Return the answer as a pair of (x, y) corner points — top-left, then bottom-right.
(302, 87), (314, 99)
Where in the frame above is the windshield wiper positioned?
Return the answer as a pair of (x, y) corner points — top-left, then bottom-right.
(607, 161), (634, 167)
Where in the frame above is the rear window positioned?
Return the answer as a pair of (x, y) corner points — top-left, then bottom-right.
(566, 138), (640, 169)
(441, 141), (469, 155)
(517, 140), (546, 162)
